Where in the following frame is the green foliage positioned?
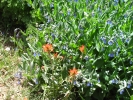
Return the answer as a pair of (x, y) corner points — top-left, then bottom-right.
(11, 0), (133, 99)
(0, 0), (33, 34)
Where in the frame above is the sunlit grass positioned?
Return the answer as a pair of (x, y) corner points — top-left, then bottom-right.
(0, 36), (30, 100)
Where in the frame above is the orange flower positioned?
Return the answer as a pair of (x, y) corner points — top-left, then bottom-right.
(79, 45), (85, 53)
(53, 52), (58, 58)
(42, 44), (53, 52)
(69, 68), (78, 76)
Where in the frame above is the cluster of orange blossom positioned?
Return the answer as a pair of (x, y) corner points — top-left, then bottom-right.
(42, 44), (85, 76)
(69, 67), (78, 76)
(79, 45), (85, 53)
(42, 44), (53, 53)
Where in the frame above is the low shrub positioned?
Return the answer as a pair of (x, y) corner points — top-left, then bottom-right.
(13, 0), (133, 100)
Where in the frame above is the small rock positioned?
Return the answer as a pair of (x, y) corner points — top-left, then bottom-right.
(5, 47), (10, 51)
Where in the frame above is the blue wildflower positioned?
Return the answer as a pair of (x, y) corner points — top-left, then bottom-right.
(47, 19), (51, 23)
(92, 12), (95, 17)
(124, 14), (128, 18)
(14, 72), (22, 79)
(108, 53), (115, 58)
(33, 78), (38, 85)
(67, 11), (70, 15)
(116, 48), (120, 56)
(87, 82), (93, 87)
(125, 38), (130, 44)
(17, 80), (21, 85)
(130, 60), (133, 65)
(107, 20), (113, 26)
(33, 52), (40, 57)
(51, 33), (55, 39)
(50, 4), (54, 8)
(111, 79), (118, 84)
(86, 0), (88, 5)
(14, 47), (18, 51)
(74, 0), (78, 2)
(108, 40), (114, 45)
(62, 45), (68, 50)
(38, 28), (42, 31)
(127, 83), (132, 88)
(114, 0), (119, 3)
(98, 7), (100, 11)
(67, 59), (71, 63)
(98, 79), (100, 83)
(100, 36), (107, 44)
(84, 56), (89, 61)
(73, 81), (77, 85)
(114, 0), (119, 5)
(120, 89), (124, 95)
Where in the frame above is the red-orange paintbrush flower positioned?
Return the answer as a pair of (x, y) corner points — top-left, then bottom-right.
(42, 44), (53, 52)
(69, 68), (78, 76)
(79, 45), (85, 53)
(53, 52), (58, 58)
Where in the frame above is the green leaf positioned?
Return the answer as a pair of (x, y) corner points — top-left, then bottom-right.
(96, 42), (100, 52)
(105, 75), (109, 81)
(130, 95), (133, 100)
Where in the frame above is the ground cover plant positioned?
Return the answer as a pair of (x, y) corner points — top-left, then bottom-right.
(1, 0), (133, 100)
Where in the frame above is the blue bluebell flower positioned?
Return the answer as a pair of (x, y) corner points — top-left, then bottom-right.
(73, 81), (77, 85)
(114, 0), (119, 5)
(50, 4), (54, 8)
(79, 26), (84, 31)
(100, 36), (107, 44)
(17, 80), (21, 85)
(33, 52), (41, 57)
(111, 79), (118, 84)
(67, 59), (71, 63)
(87, 82), (93, 87)
(112, 37), (117, 42)
(116, 48), (120, 56)
(33, 78), (38, 85)
(98, 79), (100, 83)
(38, 28), (42, 31)
(51, 33), (55, 39)
(84, 56), (89, 61)
(62, 45), (68, 50)
(14, 72), (22, 79)
(120, 89), (124, 95)
(107, 20), (113, 26)
(127, 83), (132, 88)
(67, 11), (70, 15)
(92, 12), (95, 17)
(108, 40), (114, 45)
(98, 7), (100, 12)
(14, 47), (18, 51)
(108, 53), (115, 58)
(47, 19), (51, 23)
(130, 60), (133, 65)
(125, 38), (130, 44)
(86, 0), (88, 5)
(74, 0), (78, 2)
(124, 14), (128, 18)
